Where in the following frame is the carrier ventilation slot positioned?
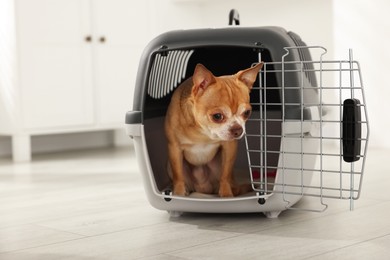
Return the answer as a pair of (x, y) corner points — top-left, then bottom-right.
(148, 50), (194, 99)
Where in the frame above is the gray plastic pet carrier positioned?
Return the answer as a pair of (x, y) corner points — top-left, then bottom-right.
(125, 26), (369, 218)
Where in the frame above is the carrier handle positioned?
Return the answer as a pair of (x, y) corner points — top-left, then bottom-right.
(228, 9), (240, 25)
(342, 98), (362, 162)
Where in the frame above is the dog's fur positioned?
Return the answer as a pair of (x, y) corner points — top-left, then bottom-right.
(165, 63), (263, 197)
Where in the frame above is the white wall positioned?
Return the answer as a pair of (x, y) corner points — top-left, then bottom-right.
(0, 0), (19, 133)
(0, 0), (17, 158)
(196, 0), (334, 52)
(168, 0), (334, 57)
(333, 0), (388, 148)
(148, 0), (202, 35)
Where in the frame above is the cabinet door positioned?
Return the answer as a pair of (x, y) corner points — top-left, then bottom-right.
(17, 0), (94, 129)
(92, 0), (150, 126)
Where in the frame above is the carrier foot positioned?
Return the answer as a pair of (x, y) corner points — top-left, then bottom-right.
(168, 211), (183, 218)
(263, 211), (281, 219)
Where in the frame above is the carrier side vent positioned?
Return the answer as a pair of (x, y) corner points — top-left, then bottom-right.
(148, 50), (194, 99)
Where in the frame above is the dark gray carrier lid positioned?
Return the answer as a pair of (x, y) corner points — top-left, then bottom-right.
(127, 26), (318, 124)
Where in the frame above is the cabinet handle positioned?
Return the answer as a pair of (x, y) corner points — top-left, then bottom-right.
(99, 36), (106, 43)
(85, 35), (92, 42)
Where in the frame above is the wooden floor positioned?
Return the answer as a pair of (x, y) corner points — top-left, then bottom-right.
(0, 145), (390, 259)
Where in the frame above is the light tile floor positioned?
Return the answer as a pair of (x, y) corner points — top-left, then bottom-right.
(0, 145), (389, 259)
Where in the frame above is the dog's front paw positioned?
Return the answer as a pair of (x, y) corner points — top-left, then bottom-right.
(173, 182), (188, 196)
(218, 182), (234, 197)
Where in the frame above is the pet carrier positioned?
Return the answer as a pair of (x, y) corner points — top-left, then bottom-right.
(126, 26), (369, 218)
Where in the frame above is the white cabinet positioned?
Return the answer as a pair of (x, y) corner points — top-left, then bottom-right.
(0, 0), (149, 161)
(17, 0), (94, 129)
(92, 0), (148, 125)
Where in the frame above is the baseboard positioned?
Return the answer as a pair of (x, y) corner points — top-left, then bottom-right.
(0, 130), (133, 159)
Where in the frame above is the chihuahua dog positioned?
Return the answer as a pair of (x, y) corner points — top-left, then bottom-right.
(165, 63), (263, 197)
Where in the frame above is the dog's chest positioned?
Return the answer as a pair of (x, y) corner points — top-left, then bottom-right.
(183, 143), (220, 166)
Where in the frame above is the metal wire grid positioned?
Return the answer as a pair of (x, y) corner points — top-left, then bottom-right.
(244, 47), (369, 209)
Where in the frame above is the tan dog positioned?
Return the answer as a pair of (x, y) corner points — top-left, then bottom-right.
(165, 63), (263, 197)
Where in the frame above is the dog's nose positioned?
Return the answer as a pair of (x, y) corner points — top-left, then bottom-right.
(230, 125), (243, 138)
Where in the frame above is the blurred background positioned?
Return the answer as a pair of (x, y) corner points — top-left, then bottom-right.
(0, 0), (387, 161)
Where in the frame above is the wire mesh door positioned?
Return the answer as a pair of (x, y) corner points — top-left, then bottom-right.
(245, 46), (369, 211)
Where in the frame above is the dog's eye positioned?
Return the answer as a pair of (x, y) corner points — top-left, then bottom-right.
(243, 109), (252, 119)
(211, 113), (224, 123)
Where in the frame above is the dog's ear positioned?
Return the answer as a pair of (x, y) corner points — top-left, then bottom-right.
(237, 62), (264, 90)
(192, 64), (216, 96)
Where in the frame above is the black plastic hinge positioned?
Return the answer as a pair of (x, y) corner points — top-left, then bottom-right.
(253, 42), (265, 53)
(159, 45), (169, 57)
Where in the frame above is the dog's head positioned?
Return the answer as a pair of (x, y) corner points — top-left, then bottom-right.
(191, 63), (263, 141)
